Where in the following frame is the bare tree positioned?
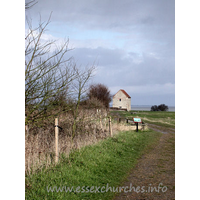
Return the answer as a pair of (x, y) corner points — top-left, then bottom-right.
(87, 84), (112, 108)
(25, 15), (76, 124)
(25, 2), (95, 126)
(71, 66), (95, 141)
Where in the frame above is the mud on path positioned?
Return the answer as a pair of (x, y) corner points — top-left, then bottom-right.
(113, 125), (175, 200)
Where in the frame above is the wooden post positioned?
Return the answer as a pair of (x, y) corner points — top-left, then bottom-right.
(142, 124), (145, 131)
(25, 116), (29, 135)
(109, 117), (113, 137)
(55, 118), (59, 163)
(93, 124), (96, 135)
(100, 114), (103, 130)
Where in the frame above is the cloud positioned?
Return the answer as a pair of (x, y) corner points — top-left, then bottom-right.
(26, 0), (174, 54)
(125, 83), (175, 95)
(66, 46), (174, 87)
(26, 0), (174, 36)
(110, 83), (175, 106)
(25, 0), (175, 105)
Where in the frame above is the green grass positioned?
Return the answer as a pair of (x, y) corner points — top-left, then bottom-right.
(110, 110), (175, 128)
(25, 130), (162, 200)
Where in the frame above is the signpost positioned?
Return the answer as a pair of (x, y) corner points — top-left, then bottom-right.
(133, 118), (142, 132)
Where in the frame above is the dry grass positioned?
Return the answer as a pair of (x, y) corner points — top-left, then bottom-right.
(112, 122), (148, 134)
(25, 108), (149, 174)
(25, 128), (109, 174)
(142, 117), (175, 126)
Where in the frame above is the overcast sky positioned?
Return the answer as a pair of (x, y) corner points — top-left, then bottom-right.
(26, 0), (175, 106)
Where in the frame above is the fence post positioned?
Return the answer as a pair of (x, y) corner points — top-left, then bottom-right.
(100, 114), (103, 130)
(55, 117), (59, 163)
(109, 117), (113, 137)
(25, 116), (29, 135)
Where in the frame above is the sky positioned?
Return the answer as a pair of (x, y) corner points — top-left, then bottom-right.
(25, 0), (175, 106)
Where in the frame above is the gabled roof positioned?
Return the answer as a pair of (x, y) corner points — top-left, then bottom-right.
(113, 89), (131, 98)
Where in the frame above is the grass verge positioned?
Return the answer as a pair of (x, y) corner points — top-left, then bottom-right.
(26, 129), (162, 200)
(111, 110), (175, 128)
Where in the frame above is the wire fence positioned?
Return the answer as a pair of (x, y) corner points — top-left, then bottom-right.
(25, 109), (111, 174)
(25, 109), (147, 174)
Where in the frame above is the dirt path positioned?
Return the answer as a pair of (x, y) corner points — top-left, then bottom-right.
(113, 125), (175, 200)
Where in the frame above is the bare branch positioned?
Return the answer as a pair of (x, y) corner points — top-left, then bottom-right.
(25, 0), (37, 10)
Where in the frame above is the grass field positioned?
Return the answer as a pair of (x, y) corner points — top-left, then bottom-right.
(25, 129), (162, 200)
(110, 110), (175, 128)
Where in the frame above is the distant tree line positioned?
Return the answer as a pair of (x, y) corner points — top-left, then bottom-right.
(151, 104), (168, 111)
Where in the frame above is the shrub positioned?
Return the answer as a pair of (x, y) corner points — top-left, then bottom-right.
(87, 84), (112, 108)
(151, 105), (158, 111)
(151, 104), (168, 111)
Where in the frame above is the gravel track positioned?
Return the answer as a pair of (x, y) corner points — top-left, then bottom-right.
(113, 125), (175, 200)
